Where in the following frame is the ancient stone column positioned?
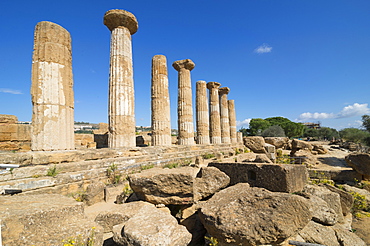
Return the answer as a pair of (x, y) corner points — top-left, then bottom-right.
(228, 100), (237, 143)
(31, 21), (74, 151)
(219, 87), (231, 144)
(151, 55), (171, 146)
(173, 59), (195, 145)
(104, 9), (138, 148)
(195, 80), (210, 144)
(237, 131), (243, 143)
(207, 82), (222, 144)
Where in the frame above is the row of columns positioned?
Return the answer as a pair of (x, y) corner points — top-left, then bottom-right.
(30, 9), (242, 151)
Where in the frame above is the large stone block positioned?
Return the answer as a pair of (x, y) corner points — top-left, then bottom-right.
(0, 114), (17, 123)
(209, 162), (308, 193)
(0, 194), (103, 245)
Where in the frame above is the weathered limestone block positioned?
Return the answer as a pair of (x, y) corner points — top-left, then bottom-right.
(303, 193), (339, 225)
(243, 136), (267, 153)
(237, 131), (243, 143)
(173, 59), (195, 145)
(75, 133), (95, 149)
(0, 194), (103, 245)
(207, 82), (221, 144)
(199, 183), (311, 246)
(264, 137), (289, 149)
(84, 181), (106, 206)
(345, 153), (370, 177)
(228, 100), (237, 143)
(313, 143), (328, 154)
(31, 21), (74, 151)
(322, 183), (354, 216)
(303, 184), (344, 222)
(0, 114), (17, 123)
(291, 139), (313, 152)
(151, 55), (171, 146)
(219, 87), (231, 143)
(104, 9), (138, 148)
(128, 166), (229, 205)
(209, 162), (308, 193)
(113, 201), (191, 246)
(195, 80), (210, 145)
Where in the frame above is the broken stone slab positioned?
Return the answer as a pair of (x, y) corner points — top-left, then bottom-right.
(264, 137), (289, 149)
(0, 194), (103, 245)
(322, 183), (354, 216)
(298, 221), (366, 246)
(345, 153), (370, 177)
(199, 183), (311, 246)
(84, 181), (106, 206)
(303, 184), (344, 222)
(112, 202), (191, 246)
(291, 139), (313, 152)
(128, 166), (229, 205)
(243, 136), (267, 153)
(209, 162), (308, 193)
(95, 201), (155, 233)
(302, 193), (338, 226)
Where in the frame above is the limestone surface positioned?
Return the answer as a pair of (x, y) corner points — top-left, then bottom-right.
(173, 59), (195, 145)
(31, 21), (74, 151)
(228, 100), (237, 143)
(199, 183), (311, 245)
(219, 87), (231, 143)
(195, 80), (210, 144)
(151, 55), (171, 146)
(104, 9), (138, 148)
(207, 82), (221, 144)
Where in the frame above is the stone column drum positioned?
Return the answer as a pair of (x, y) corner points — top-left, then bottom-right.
(31, 21), (74, 151)
(173, 59), (195, 145)
(207, 82), (222, 144)
(195, 80), (210, 145)
(151, 55), (171, 146)
(237, 131), (243, 143)
(104, 9), (138, 148)
(228, 100), (237, 143)
(219, 87), (231, 143)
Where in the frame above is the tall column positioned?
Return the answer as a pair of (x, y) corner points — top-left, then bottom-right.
(196, 80), (210, 144)
(219, 87), (231, 143)
(173, 59), (195, 145)
(228, 100), (237, 143)
(104, 9), (138, 148)
(207, 82), (221, 144)
(151, 55), (171, 146)
(31, 21), (74, 151)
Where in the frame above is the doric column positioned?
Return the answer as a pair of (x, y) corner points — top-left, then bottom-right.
(237, 131), (243, 143)
(31, 21), (74, 151)
(151, 55), (171, 146)
(196, 80), (210, 144)
(104, 9), (138, 148)
(219, 87), (231, 143)
(228, 100), (237, 143)
(173, 59), (195, 145)
(207, 82), (221, 144)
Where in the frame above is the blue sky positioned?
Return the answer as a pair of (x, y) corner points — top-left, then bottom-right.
(1, 0), (369, 130)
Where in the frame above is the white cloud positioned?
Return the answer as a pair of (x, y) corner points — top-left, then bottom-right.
(336, 103), (370, 118)
(236, 118), (251, 129)
(254, 44), (272, 54)
(0, 88), (23, 94)
(297, 103), (370, 121)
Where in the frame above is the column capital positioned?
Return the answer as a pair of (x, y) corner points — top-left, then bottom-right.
(219, 87), (230, 95)
(104, 9), (138, 34)
(207, 81), (221, 90)
(172, 59), (195, 71)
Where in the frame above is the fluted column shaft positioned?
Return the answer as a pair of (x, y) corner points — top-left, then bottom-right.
(31, 21), (74, 151)
(207, 82), (221, 144)
(196, 80), (210, 144)
(219, 87), (231, 143)
(237, 131), (243, 143)
(228, 100), (237, 143)
(151, 55), (171, 146)
(104, 9), (138, 148)
(173, 59), (195, 145)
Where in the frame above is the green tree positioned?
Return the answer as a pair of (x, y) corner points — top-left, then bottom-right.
(304, 128), (320, 139)
(362, 115), (370, 132)
(339, 128), (370, 143)
(284, 122), (305, 138)
(248, 118), (271, 136)
(265, 117), (291, 127)
(318, 127), (339, 140)
(261, 125), (286, 137)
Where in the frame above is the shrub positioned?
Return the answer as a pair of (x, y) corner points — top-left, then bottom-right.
(46, 165), (59, 177)
(140, 164), (155, 170)
(261, 125), (286, 137)
(107, 163), (122, 185)
(202, 153), (215, 159)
